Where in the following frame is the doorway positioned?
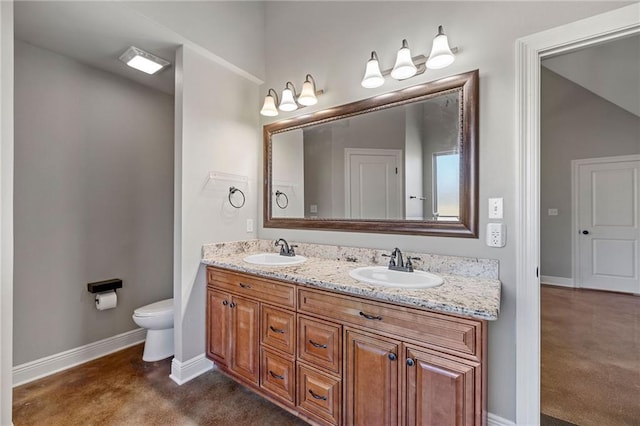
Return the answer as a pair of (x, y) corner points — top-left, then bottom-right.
(515, 4), (640, 425)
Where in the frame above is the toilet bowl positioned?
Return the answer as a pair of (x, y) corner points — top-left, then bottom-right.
(132, 298), (174, 362)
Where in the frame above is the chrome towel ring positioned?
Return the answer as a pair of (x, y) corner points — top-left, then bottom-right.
(275, 190), (289, 209)
(229, 186), (246, 209)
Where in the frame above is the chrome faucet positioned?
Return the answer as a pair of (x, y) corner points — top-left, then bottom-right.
(274, 238), (297, 257)
(382, 248), (420, 272)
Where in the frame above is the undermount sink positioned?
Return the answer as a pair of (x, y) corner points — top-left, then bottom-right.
(243, 253), (307, 266)
(349, 266), (443, 289)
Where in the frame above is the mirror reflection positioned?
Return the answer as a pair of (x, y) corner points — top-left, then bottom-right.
(271, 91), (460, 221)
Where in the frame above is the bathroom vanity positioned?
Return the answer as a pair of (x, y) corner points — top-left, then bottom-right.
(202, 240), (500, 426)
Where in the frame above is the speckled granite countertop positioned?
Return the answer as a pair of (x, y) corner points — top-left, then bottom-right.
(201, 240), (501, 321)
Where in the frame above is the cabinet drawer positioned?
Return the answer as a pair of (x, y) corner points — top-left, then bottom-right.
(260, 348), (295, 405)
(207, 267), (295, 309)
(297, 364), (341, 425)
(261, 305), (295, 355)
(298, 316), (341, 375)
(299, 288), (479, 357)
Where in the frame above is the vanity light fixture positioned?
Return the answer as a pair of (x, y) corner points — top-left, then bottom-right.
(279, 82), (299, 112)
(119, 46), (170, 75)
(361, 52), (385, 88)
(361, 26), (457, 88)
(390, 39), (418, 80)
(260, 89), (280, 117)
(260, 74), (324, 116)
(426, 25), (456, 69)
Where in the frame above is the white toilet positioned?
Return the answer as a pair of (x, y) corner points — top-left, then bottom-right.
(132, 298), (174, 362)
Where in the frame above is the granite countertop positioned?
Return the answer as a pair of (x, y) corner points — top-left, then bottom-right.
(201, 240), (501, 321)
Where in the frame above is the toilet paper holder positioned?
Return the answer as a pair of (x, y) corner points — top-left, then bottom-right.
(87, 278), (122, 294)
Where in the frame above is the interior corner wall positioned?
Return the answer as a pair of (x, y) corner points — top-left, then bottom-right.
(173, 45), (259, 363)
(13, 40), (174, 365)
(0, 1), (14, 424)
(260, 2), (627, 421)
(540, 67), (640, 279)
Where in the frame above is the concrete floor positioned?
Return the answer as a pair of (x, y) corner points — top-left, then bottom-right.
(13, 344), (308, 426)
(541, 285), (640, 426)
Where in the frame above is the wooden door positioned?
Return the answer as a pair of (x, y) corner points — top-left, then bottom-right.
(229, 295), (260, 384)
(206, 289), (230, 366)
(345, 330), (400, 425)
(576, 156), (640, 293)
(405, 346), (479, 426)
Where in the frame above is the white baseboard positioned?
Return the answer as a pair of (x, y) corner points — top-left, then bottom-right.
(541, 275), (574, 288)
(169, 353), (213, 385)
(13, 328), (146, 387)
(488, 412), (516, 426)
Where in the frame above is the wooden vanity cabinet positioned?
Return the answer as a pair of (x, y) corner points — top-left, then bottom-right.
(206, 266), (487, 426)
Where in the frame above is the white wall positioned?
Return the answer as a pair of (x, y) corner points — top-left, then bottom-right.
(0, 2), (13, 423)
(13, 41), (174, 365)
(540, 67), (640, 279)
(259, 2), (627, 421)
(173, 45), (259, 367)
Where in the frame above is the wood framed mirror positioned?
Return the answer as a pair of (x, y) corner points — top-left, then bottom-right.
(263, 69), (478, 237)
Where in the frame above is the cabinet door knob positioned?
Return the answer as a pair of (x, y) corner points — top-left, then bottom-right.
(309, 389), (327, 401)
(269, 326), (286, 334)
(582, 230), (590, 235)
(406, 358), (415, 367)
(388, 353), (397, 361)
(222, 300), (228, 306)
(229, 302), (236, 308)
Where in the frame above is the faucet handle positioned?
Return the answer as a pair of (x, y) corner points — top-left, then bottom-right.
(381, 253), (396, 267)
(289, 245), (298, 255)
(405, 256), (421, 271)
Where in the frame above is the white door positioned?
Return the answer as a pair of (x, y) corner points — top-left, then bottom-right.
(575, 155), (640, 293)
(345, 148), (402, 219)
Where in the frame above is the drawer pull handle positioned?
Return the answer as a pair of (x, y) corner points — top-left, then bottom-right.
(229, 302), (236, 308)
(222, 300), (228, 306)
(269, 326), (286, 334)
(359, 311), (383, 321)
(239, 283), (252, 289)
(406, 358), (415, 367)
(309, 339), (327, 349)
(309, 389), (327, 401)
(269, 370), (285, 380)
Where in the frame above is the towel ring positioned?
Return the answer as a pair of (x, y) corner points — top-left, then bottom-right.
(229, 186), (245, 209)
(275, 190), (289, 209)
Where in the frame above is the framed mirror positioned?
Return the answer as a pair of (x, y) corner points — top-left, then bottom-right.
(264, 69), (478, 237)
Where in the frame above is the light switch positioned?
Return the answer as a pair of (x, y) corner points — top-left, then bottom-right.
(310, 204), (318, 214)
(246, 219), (254, 233)
(488, 198), (503, 219)
(548, 208), (558, 216)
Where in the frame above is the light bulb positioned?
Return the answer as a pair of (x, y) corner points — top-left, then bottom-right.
(298, 76), (318, 106)
(260, 94), (278, 116)
(361, 51), (385, 88)
(426, 26), (455, 70)
(279, 87), (298, 112)
(391, 39), (417, 80)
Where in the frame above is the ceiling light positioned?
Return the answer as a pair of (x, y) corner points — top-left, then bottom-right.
(426, 26), (456, 70)
(298, 74), (318, 106)
(391, 39), (417, 80)
(119, 46), (170, 75)
(361, 51), (385, 88)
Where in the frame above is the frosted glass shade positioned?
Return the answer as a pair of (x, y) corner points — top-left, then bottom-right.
(260, 94), (278, 116)
(298, 80), (318, 106)
(426, 26), (455, 69)
(390, 41), (417, 80)
(361, 53), (384, 88)
(279, 88), (298, 112)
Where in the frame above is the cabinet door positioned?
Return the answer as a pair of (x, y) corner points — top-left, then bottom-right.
(405, 346), (479, 426)
(229, 295), (260, 384)
(206, 289), (230, 366)
(345, 330), (400, 426)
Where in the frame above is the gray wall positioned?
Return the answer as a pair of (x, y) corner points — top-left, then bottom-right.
(13, 41), (174, 365)
(259, 2), (627, 420)
(540, 67), (640, 279)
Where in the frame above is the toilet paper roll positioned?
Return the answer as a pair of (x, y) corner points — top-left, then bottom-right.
(95, 291), (117, 311)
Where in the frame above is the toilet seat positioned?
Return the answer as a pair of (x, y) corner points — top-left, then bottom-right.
(134, 299), (173, 317)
